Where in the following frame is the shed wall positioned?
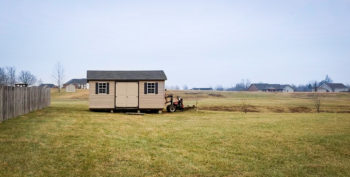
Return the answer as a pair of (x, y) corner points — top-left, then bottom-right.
(89, 81), (115, 109)
(66, 84), (76, 92)
(139, 81), (165, 109)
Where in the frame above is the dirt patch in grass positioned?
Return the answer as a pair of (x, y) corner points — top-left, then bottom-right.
(173, 92), (209, 99)
(290, 93), (316, 99)
(336, 110), (350, 113)
(266, 106), (286, 113)
(320, 110), (350, 113)
(288, 106), (312, 113)
(185, 92), (200, 95)
(202, 105), (316, 113)
(208, 93), (224, 97)
(201, 105), (259, 112)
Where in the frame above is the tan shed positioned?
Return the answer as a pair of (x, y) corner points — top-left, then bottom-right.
(66, 84), (76, 92)
(87, 70), (167, 112)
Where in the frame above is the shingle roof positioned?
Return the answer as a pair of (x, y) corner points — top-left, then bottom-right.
(64, 78), (87, 85)
(39, 84), (56, 88)
(325, 83), (347, 90)
(86, 70), (167, 81)
(251, 83), (292, 90)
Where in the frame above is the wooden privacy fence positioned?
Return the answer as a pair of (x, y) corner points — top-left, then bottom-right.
(0, 86), (51, 122)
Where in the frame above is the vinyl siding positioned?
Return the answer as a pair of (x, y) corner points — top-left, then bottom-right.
(318, 84), (332, 92)
(317, 88), (328, 92)
(283, 86), (294, 92)
(139, 81), (165, 109)
(89, 81), (115, 109)
(334, 88), (348, 92)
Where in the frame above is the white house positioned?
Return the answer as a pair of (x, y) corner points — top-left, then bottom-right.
(282, 85), (294, 92)
(317, 83), (348, 92)
(63, 79), (89, 89)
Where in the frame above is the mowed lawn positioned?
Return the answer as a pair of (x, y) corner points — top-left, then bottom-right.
(0, 91), (350, 176)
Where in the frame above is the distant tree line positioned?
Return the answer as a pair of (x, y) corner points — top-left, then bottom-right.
(226, 79), (251, 91)
(167, 75), (346, 92)
(1, 62), (64, 90)
(0, 66), (37, 86)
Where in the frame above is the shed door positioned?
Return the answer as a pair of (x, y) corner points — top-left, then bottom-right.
(116, 82), (138, 107)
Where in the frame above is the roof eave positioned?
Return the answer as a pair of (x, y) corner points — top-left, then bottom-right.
(87, 79), (167, 81)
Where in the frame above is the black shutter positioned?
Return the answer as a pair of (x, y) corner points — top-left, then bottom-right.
(144, 82), (147, 94)
(155, 82), (158, 94)
(107, 83), (109, 94)
(95, 83), (98, 94)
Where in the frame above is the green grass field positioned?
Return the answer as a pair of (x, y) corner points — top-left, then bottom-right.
(0, 90), (349, 176)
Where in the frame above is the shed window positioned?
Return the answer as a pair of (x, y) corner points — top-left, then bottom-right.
(144, 82), (158, 94)
(97, 82), (109, 94)
(147, 82), (155, 94)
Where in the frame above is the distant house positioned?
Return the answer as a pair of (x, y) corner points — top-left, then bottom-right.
(63, 78), (88, 89)
(317, 83), (348, 92)
(66, 84), (76, 92)
(191, 88), (213, 91)
(248, 83), (294, 92)
(40, 83), (57, 88)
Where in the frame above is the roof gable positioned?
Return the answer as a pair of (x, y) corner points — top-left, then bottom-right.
(324, 83), (347, 90)
(64, 78), (87, 85)
(40, 84), (55, 86)
(87, 70), (167, 81)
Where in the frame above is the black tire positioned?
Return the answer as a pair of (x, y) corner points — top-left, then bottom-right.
(167, 105), (176, 113)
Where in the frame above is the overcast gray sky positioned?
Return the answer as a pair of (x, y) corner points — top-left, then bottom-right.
(1, 0), (349, 87)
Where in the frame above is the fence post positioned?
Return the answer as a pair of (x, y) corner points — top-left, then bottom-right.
(0, 86), (3, 122)
(5, 86), (8, 121)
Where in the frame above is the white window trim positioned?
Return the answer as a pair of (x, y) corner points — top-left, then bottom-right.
(146, 82), (156, 94)
(97, 82), (108, 94)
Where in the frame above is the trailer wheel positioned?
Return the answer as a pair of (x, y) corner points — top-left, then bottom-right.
(167, 105), (176, 113)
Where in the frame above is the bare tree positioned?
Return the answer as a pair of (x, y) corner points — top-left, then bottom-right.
(183, 85), (188, 90)
(37, 78), (43, 86)
(323, 74), (333, 83)
(6, 67), (16, 86)
(215, 85), (224, 91)
(313, 81), (318, 92)
(314, 94), (321, 113)
(18, 71), (37, 85)
(52, 62), (64, 93)
(240, 99), (249, 113)
(0, 67), (7, 85)
(230, 79), (251, 91)
(244, 79), (251, 89)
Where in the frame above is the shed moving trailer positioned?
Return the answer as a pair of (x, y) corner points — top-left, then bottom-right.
(87, 70), (167, 112)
